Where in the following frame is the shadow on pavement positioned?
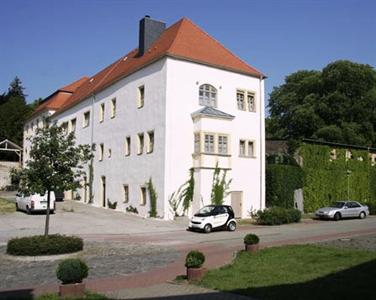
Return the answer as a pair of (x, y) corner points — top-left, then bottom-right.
(0, 289), (33, 300)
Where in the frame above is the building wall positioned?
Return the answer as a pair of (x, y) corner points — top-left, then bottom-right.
(53, 59), (167, 217)
(164, 58), (265, 218)
(0, 161), (20, 189)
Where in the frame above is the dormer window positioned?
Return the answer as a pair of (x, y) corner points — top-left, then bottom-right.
(199, 84), (217, 107)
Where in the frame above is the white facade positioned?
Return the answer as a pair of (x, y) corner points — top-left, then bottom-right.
(24, 57), (265, 220)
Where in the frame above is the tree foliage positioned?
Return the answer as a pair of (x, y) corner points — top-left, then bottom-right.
(17, 122), (92, 236)
(267, 60), (376, 147)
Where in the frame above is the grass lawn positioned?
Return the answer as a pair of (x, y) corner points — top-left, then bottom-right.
(0, 197), (15, 213)
(200, 244), (376, 300)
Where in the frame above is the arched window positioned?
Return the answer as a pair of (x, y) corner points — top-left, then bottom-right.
(199, 84), (217, 107)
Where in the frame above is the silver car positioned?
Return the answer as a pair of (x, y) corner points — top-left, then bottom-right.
(315, 201), (369, 221)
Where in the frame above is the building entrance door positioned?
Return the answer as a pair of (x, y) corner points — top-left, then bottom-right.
(101, 176), (106, 207)
(231, 191), (243, 218)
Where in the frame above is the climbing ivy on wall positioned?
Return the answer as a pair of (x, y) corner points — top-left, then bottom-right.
(266, 157), (304, 209)
(300, 143), (376, 212)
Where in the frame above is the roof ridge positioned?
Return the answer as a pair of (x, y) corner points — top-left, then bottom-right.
(181, 18), (264, 77)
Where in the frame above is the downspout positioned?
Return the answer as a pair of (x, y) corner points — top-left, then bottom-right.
(89, 93), (95, 204)
(259, 75), (264, 210)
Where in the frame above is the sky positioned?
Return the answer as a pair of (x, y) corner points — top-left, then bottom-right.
(0, 0), (375, 109)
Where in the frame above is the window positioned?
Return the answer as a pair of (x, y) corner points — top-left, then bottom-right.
(70, 118), (76, 133)
(199, 84), (217, 107)
(247, 92), (255, 112)
(99, 143), (104, 161)
(123, 185), (129, 203)
(108, 148), (112, 158)
(83, 111), (90, 128)
(111, 98), (116, 118)
(99, 103), (105, 123)
(237, 90), (256, 112)
(137, 86), (145, 108)
(239, 140), (246, 156)
(61, 122), (68, 134)
(140, 186), (147, 205)
(218, 135), (228, 154)
(194, 133), (201, 153)
(248, 141), (254, 157)
(204, 134), (215, 153)
(237, 91), (245, 110)
(125, 136), (131, 156)
(137, 133), (144, 155)
(147, 131), (154, 153)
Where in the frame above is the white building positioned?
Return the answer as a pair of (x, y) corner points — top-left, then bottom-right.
(24, 16), (266, 219)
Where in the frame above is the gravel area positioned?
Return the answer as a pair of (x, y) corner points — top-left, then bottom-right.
(318, 234), (376, 251)
(0, 241), (179, 290)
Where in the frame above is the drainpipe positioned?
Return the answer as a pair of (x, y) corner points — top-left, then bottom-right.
(259, 75), (264, 210)
(89, 93), (95, 204)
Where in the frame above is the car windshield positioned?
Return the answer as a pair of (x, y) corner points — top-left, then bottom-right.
(330, 201), (345, 208)
(196, 206), (216, 215)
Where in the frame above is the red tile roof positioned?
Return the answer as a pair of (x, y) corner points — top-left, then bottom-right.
(55, 18), (264, 115)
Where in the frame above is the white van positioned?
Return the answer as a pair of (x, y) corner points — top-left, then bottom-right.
(16, 191), (56, 214)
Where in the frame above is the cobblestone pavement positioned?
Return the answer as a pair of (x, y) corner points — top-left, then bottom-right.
(0, 241), (179, 290)
(317, 234), (376, 251)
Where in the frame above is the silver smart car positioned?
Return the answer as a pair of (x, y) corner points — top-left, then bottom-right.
(315, 201), (369, 221)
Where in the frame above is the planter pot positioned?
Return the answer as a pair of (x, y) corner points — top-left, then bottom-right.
(245, 244), (259, 252)
(59, 282), (85, 298)
(186, 267), (207, 281)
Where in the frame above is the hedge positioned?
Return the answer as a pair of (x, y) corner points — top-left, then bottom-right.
(254, 207), (302, 225)
(7, 234), (83, 256)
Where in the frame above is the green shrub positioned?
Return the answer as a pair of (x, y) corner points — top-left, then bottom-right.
(368, 203), (376, 215)
(244, 234), (260, 245)
(107, 199), (117, 209)
(185, 250), (205, 268)
(254, 207), (302, 225)
(6, 234), (83, 256)
(56, 258), (88, 284)
(126, 205), (138, 214)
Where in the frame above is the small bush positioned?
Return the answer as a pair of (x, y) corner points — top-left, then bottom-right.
(185, 250), (205, 268)
(367, 203), (376, 215)
(56, 258), (88, 284)
(126, 205), (138, 214)
(254, 207), (302, 225)
(107, 199), (117, 209)
(6, 234), (83, 256)
(244, 233), (260, 245)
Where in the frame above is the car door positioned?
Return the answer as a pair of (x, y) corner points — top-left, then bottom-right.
(213, 206), (229, 228)
(349, 202), (362, 217)
(341, 202), (352, 218)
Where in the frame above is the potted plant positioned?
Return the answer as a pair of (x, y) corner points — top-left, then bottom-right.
(56, 258), (89, 297)
(244, 233), (260, 252)
(185, 250), (206, 281)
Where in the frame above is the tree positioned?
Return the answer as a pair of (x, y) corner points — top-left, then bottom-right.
(19, 121), (92, 236)
(267, 60), (376, 147)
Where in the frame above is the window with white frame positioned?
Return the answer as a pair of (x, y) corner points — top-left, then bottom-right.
(99, 103), (105, 122)
(125, 136), (131, 156)
(123, 185), (129, 203)
(147, 131), (154, 153)
(83, 111), (90, 128)
(218, 135), (228, 154)
(111, 98), (116, 118)
(137, 86), (145, 108)
(140, 186), (147, 205)
(70, 118), (76, 133)
(204, 134), (215, 153)
(199, 84), (217, 107)
(137, 133), (144, 155)
(239, 140), (246, 156)
(194, 133), (201, 153)
(99, 143), (104, 161)
(237, 90), (256, 112)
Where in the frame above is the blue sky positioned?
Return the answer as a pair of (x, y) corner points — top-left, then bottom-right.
(0, 0), (375, 108)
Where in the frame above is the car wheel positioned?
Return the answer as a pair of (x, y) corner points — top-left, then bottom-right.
(203, 224), (212, 233)
(227, 221), (236, 232)
(333, 212), (341, 221)
(26, 206), (32, 215)
(15, 203), (19, 211)
(359, 211), (366, 219)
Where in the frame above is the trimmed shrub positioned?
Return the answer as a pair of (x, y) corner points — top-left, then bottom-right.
(244, 234), (259, 245)
(185, 250), (205, 268)
(6, 234), (83, 256)
(254, 207), (302, 225)
(56, 258), (88, 284)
